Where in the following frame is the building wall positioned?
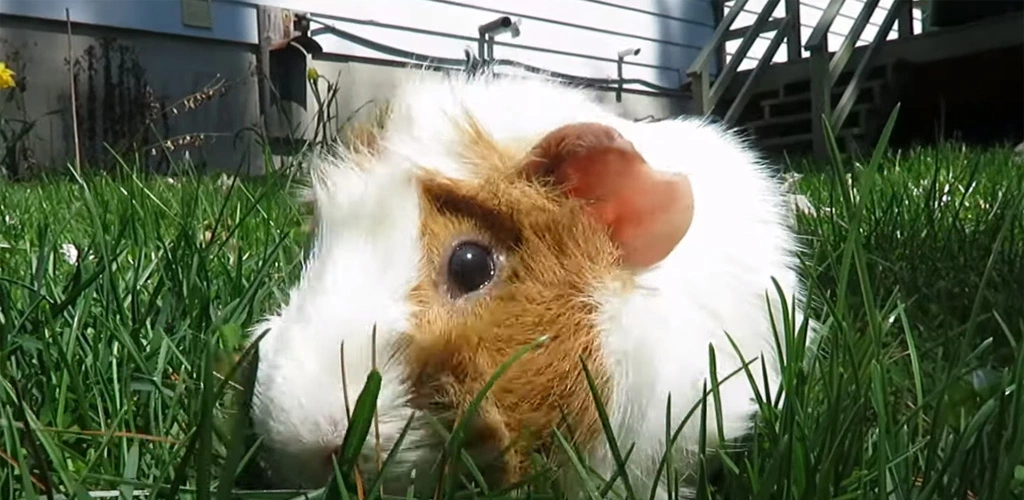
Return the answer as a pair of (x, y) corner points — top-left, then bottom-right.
(0, 14), (265, 175)
(0, 0), (716, 173)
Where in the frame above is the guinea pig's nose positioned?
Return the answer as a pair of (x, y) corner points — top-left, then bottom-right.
(296, 444), (343, 486)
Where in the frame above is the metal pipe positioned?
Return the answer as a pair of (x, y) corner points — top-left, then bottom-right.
(617, 47), (641, 59)
(616, 47), (641, 102)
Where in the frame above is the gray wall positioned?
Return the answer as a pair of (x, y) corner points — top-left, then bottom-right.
(0, 14), (265, 176)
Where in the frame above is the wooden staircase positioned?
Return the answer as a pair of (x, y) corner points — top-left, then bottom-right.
(735, 63), (906, 156)
(684, 0), (917, 161)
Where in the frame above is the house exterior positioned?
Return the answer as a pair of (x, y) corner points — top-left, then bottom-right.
(0, 0), (978, 175)
(0, 0), (721, 175)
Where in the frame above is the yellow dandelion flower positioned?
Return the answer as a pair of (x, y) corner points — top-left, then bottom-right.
(0, 62), (15, 90)
(306, 66), (319, 81)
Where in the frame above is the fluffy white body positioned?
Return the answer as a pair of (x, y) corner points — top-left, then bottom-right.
(250, 70), (815, 497)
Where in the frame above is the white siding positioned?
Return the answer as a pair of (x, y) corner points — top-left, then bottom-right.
(0, 0), (719, 93)
(723, 0), (924, 71)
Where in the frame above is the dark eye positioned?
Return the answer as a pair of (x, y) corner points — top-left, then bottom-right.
(447, 241), (496, 297)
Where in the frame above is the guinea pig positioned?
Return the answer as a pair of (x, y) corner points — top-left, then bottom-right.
(247, 69), (817, 498)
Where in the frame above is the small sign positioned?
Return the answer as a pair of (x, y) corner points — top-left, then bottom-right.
(182, 0), (213, 29)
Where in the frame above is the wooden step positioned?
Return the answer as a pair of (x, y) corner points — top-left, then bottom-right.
(763, 78), (883, 106)
(757, 127), (863, 150)
(745, 103), (873, 131)
(777, 63), (891, 96)
(762, 81), (883, 119)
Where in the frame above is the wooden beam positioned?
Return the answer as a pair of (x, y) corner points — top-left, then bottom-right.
(832, 0), (904, 132)
(724, 18), (784, 42)
(717, 12), (1023, 106)
(829, 0), (882, 83)
(691, 71), (712, 114)
(709, 0), (783, 107)
(256, 5), (274, 133)
(724, 17), (793, 125)
(784, 0), (802, 61)
(806, 0), (849, 50)
(686, 0), (753, 75)
(809, 48), (831, 161)
(896, 0), (914, 38)
(713, 0), (727, 78)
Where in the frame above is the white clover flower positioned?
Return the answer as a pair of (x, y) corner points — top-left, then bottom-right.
(780, 172), (804, 193)
(788, 193), (818, 217)
(218, 174), (239, 191)
(60, 243), (79, 264)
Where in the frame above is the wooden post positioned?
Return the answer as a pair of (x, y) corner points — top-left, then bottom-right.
(784, 0), (802, 61)
(809, 44), (831, 161)
(688, 71), (711, 115)
(895, 0), (914, 38)
(256, 6), (274, 134)
(712, 0), (727, 76)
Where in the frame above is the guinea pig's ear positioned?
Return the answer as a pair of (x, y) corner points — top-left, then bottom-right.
(522, 122), (694, 269)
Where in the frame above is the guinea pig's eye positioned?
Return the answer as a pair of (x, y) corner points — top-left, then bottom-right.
(447, 241), (496, 297)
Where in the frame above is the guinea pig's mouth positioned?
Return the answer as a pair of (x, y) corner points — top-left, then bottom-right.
(354, 405), (513, 496)
(247, 404), (514, 496)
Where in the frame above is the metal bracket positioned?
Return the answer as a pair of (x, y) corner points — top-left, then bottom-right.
(477, 16), (521, 62)
(262, 9), (322, 54)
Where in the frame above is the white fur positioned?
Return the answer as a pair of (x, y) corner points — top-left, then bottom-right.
(249, 69), (816, 497)
(587, 118), (812, 498)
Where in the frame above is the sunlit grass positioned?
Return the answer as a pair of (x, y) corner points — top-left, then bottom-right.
(0, 125), (1022, 499)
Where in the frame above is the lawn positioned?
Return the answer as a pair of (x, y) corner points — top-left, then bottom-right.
(0, 135), (1022, 499)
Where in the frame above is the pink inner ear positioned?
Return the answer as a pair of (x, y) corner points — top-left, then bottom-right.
(524, 123), (695, 269)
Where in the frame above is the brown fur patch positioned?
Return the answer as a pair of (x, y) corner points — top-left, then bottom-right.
(401, 119), (625, 485)
(454, 113), (533, 179)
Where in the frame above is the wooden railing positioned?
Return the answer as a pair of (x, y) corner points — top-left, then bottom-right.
(806, 0), (915, 159)
(685, 0), (802, 124)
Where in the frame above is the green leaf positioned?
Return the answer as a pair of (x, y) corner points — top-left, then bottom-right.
(329, 368), (383, 494)
(119, 442), (140, 499)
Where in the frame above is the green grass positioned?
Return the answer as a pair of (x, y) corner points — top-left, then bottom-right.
(1, 131), (1022, 499)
